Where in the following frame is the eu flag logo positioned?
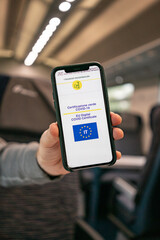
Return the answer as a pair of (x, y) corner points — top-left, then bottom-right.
(73, 122), (99, 142)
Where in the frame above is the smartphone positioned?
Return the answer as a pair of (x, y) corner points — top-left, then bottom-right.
(51, 62), (116, 171)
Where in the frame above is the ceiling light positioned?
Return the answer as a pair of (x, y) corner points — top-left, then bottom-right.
(31, 23), (57, 54)
(24, 51), (38, 66)
(42, 29), (53, 38)
(67, 0), (75, 2)
(46, 24), (56, 33)
(59, 2), (71, 12)
(32, 40), (47, 53)
(49, 17), (61, 27)
(39, 34), (50, 43)
(24, 17), (62, 66)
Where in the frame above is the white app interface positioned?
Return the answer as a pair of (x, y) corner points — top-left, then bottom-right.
(55, 65), (112, 168)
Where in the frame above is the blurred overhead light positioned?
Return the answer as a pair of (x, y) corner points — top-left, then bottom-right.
(59, 2), (71, 12)
(32, 37), (49, 53)
(31, 25), (55, 54)
(24, 51), (38, 66)
(49, 17), (61, 27)
(24, 17), (61, 65)
(45, 24), (56, 33)
(15, 0), (53, 60)
(39, 0), (102, 62)
(23, 0), (76, 66)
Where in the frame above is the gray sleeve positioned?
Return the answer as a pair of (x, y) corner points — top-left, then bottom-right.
(0, 139), (61, 187)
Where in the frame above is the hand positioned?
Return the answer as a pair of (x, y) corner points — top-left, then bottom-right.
(37, 112), (124, 176)
(110, 112), (124, 160)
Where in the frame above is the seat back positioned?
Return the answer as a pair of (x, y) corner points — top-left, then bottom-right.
(115, 112), (143, 156)
(136, 105), (160, 198)
(0, 75), (55, 142)
(134, 105), (160, 234)
(134, 145), (160, 234)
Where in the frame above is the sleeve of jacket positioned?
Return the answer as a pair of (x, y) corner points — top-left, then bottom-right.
(0, 138), (62, 187)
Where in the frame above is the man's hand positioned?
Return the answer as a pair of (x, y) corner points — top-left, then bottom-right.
(110, 112), (124, 160)
(37, 112), (124, 176)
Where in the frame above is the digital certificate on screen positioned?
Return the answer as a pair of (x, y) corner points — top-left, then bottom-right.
(55, 66), (112, 168)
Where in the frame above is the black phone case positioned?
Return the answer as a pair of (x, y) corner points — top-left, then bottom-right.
(51, 62), (116, 171)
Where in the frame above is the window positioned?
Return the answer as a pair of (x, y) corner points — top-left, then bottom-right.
(108, 83), (135, 112)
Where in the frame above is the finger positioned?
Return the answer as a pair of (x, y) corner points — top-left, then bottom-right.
(116, 151), (121, 160)
(55, 162), (70, 175)
(113, 127), (124, 140)
(49, 122), (59, 138)
(40, 123), (59, 148)
(110, 112), (122, 126)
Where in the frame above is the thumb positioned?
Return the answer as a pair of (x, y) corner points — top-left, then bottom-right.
(40, 123), (59, 148)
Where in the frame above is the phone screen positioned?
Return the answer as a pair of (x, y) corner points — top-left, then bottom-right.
(55, 65), (113, 169)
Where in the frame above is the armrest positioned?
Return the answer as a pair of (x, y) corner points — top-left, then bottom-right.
(113, 177), (137, 201)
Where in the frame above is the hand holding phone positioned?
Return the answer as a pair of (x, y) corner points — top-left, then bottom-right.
(51, 62), (116, 171)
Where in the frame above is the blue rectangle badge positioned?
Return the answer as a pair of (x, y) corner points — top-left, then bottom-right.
(73, 122), (99, 142)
